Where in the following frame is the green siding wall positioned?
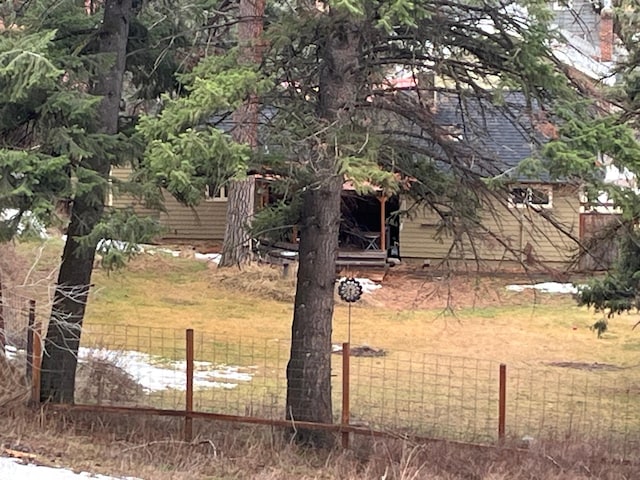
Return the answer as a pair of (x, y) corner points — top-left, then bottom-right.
(110, 167), (227, 241)
(399, 185), (580, 264)
(159, 196), (227, 241)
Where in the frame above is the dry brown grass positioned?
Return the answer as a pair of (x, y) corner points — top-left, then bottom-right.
(75, 353), (144, 406)
(0, 355), (29, 409)
(0, 243), (30, 285)
(0, 406), (637, 479)
(210, 262), (298, 303)
(3, 240), (640, 478)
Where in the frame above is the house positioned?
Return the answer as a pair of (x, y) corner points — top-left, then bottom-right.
(396, 94), (583, 271)
(110, 0), (618, 271)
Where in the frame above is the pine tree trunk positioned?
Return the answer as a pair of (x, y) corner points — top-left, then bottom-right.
(220, 176), (255, 266)
(286, 11), (360, 447)
(40, 0), (132, 403)
(219, 0), (265, 267)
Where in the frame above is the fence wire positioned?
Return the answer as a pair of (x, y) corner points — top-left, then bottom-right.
(4, 321), (639, 460)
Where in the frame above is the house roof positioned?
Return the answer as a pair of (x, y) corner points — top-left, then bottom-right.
(435, 93), (537, 171)
(394, 91), (554, 183)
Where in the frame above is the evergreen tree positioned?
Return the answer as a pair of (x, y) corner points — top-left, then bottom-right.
(219, 0), (266, 268)
(142, 0), (619, 446)
(40, 0), (134, 403)
(1, 0), (222, 402)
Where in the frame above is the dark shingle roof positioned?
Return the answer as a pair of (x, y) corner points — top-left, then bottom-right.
(433, 92), (544, 180)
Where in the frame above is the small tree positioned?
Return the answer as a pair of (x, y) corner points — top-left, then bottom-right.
(577, 227), (640, 336)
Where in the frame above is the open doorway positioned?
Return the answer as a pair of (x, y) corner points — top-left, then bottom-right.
(339, 192), (400, 255)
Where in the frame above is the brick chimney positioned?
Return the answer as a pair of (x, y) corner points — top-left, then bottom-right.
(599, 7), (614, 62)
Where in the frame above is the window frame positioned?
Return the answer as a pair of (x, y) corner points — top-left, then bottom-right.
(508, 185), (553, 209)
(205, 184), (228, 202)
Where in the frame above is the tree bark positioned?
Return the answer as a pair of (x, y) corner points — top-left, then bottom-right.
(219, 0), (265, 267)
(286, 10), (360, 447)
(220, 176), (256, 267)
(40, 0), (132, 403)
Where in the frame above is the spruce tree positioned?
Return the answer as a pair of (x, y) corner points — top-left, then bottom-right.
(219, 0), (266, 268)
(138, 0), (629, 446)
(1, 0), (222, 402)
(40, 0), (134, 403)
(565, 0), (640, 335)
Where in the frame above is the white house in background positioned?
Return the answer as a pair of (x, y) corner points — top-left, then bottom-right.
(551, 0), (618, 75)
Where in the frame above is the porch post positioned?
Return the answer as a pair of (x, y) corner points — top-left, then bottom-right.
(379, 195), (387, 251)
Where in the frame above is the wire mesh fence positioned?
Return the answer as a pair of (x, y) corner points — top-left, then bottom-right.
(0, 284), (35, 351)
(3, 318), (639, 460)
(506, 363), (640, 458)
(346, 351), (500, 442)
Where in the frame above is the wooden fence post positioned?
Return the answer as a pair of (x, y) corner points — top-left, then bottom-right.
(498, 364), (506, 441)
(341, 342), (350, 449)
(26, 299), (36, 381)
(185, 329), (194, 442)
(31, 321), (42, 404)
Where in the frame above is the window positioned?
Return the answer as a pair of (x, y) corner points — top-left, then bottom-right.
(205, 184), (228, 202)
(509, 186), (553, 209)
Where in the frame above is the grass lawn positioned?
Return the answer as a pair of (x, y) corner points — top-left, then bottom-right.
(7, 239), (640, 450)
(78, 251), (640, 369)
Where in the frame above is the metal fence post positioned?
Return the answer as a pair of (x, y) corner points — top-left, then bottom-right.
(185, 329), (194, 442)
(26, 300), (36, 381)
(499, 363), (506, 441)
(341, 342), (350, 449)
(31, 321), (42, 404)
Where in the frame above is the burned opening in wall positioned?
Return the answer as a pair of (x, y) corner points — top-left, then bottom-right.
(339, 192), (400, 251)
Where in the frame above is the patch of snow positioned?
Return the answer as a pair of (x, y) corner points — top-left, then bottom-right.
(4, 344), (18, 360)
(279, 251), (298, 258)
(0, 209), (48, 239)
(78, 347), (252, 392)
(339, 277), (382, 294)
(0, 457), (141, 480)
(97, 239), (143, 254)
(604, 164), (636, 187)
(505, 282), (577, 294)
(194, 252), (221, 264)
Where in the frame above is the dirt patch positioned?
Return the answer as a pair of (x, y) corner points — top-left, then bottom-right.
(363, 266), (577, 310)
(205, 261), (578, 311)
(332, 344), (386, 357)
(548, 361), (624, 372)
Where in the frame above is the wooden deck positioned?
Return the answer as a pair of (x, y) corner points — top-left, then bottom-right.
(336, 250), (387, 268)
(259, 241), (389, 270)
